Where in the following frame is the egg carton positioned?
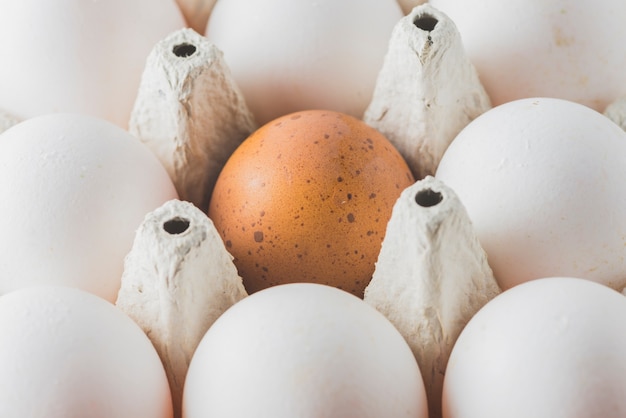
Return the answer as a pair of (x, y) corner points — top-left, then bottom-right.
(120, 4), (626, 418)
(2, 2), (626, 418)
(108, 5), (495, 416)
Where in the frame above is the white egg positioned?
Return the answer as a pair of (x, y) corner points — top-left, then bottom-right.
(0, 113), (178, 302)
(0, 0), (185, 128)
(205, 0), (403, 124)
(428, 0), (626, 111)
(183, 283), (428, 418)
(443, 277), (626, 418)
(0, 286), (172, 417)
(435, 97), (626, 291)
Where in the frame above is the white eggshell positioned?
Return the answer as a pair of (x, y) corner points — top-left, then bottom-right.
(183, 283), (428, 418)
(435, 98), (626, 291)
(0, 113), (178, 302)
(428, 0), (626, 111)
(0, 0), (185, 128)
(443, 277), (626, 418)
(0, 286), (172, 417)
(205, 0), (403, 124)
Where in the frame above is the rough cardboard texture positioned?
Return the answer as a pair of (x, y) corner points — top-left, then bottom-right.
(130, 28), (257, 212)
(364, 176), (500, 418)
(116, 199), (247, 418)
(364, 4), (491, 179)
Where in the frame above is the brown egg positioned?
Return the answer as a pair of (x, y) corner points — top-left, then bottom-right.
(208, 110), (414, 298)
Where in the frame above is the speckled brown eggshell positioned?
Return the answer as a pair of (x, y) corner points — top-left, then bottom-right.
(208, 110), (415, 298)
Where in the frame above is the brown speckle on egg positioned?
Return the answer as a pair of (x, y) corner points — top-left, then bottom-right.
(208, 110), (415, 298)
